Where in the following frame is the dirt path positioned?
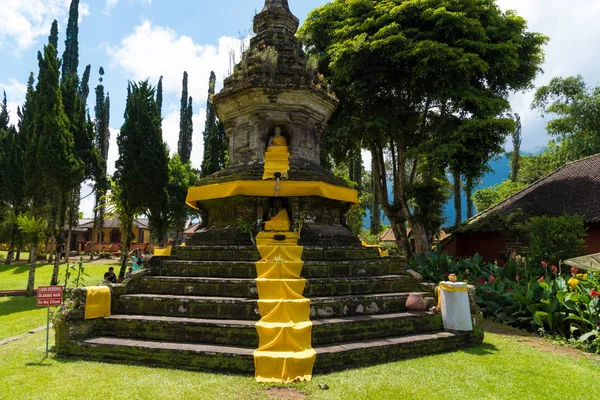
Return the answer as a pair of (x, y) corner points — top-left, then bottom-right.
(484, 320), (600, 361)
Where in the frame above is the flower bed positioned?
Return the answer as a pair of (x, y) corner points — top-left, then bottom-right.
(410, 250), (600, 353)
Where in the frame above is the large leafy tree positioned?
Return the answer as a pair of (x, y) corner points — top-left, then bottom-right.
(300, 0), (547, 255)
(115, 80), (169, 278)
(167, 154), (198, 244)
(178, 72), (194, 163)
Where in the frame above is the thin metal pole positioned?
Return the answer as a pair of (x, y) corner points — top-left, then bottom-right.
(46, 306), (50, 358)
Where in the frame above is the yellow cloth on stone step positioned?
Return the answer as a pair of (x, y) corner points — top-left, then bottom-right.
(84, 286), (111, 320)
(264, 210), (291, 232)
(254, 227), (315, 383)
(154, 247), (172, 256)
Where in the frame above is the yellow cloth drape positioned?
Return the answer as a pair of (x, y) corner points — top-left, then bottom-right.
(361, 241), (390, 257)
(186, 180), (359, 208)
(84, 286), (111, 320)
(154, 247), (172, 256)
(264, 209), (291, 231)
(254, 214), (316, 383)
(436, 282), (469, 308)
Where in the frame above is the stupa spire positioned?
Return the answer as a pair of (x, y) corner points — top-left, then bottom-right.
(262, 0), (290, 11)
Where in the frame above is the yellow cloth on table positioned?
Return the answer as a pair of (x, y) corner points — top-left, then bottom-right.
(435, 282), (469, 308)
(186, 180), (359, 208)
(84, 286), (111, 320)
(264, 209), (291, 231)
(254, 211), (315, 383)
(154, 247), (172, 256)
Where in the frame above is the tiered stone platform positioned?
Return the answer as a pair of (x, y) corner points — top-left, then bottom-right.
(55, 245), (484, 373)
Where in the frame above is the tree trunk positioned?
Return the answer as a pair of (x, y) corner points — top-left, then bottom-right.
(411, 222), (430, 256)
(65, 225), (73, 263)
(465, 176), (474, 219)
(26, 242), (38, 296)
(119, 235), (132, 281)
(4, 244), (14, 265)
(452, 169), (462, 228)
(51, 194), (68, 286)
(16, 247), (21, 261)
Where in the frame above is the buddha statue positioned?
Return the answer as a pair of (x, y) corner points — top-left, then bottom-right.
(269, 127), (288, 147)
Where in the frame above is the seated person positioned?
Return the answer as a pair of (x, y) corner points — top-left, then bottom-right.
(125, 267), (134, 279)
(103, 267), (117, 283)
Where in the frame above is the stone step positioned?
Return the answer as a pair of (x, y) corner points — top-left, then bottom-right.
(114, 292), (426, 320)
(172, 246), (381, 262)
(159, 259), (404, 279)
(96, 312), (444, 347)
(138, 275), (419, 298)
(65, 330), (471, 373)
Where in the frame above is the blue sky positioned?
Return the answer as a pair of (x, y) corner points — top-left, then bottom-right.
(2, 0), (600, 217)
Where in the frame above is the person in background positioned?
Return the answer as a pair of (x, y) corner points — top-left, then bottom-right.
(125, 267), (134, 279)
(103, 267), (117, 283)
(129, 249), (143, 272)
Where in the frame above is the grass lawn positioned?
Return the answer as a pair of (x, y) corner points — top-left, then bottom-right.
(0, 260), (119, 291)
(0, 296), (48, 340)
(0, 323), (598, 400)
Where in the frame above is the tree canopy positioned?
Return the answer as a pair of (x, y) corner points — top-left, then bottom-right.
(299, 0), (547, 254)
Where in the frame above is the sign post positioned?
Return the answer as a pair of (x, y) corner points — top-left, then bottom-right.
(37, 286), (64, 358)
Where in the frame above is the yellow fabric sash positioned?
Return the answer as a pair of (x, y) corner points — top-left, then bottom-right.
(254, 210), (315, 383)
(84, 286), (111, 320)
(361, 241), (390, 257)
(186, 181), (359, 208)
(436, 282), (469, 308)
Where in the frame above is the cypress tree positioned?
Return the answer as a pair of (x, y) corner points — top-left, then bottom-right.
(156, 76), (163, 119)
(62, 0), (79, 79)
(91, 67), (110, 260)
(201, 71), (227, 176)
(48, 21), (59, 52)
(80, 64), (91, 103)
(26, 31), (83, 285)
(115, 80), (168, 278)
(177, 72), (193, 163)
(0, 90), (8, 130)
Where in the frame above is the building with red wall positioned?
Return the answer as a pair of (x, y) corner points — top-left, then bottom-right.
(443, 154), (600, 262)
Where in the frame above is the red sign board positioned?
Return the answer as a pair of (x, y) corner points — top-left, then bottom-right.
(37, 286), (64, 306)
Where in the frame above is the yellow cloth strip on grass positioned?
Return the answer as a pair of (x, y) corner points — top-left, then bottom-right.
(254, 210), (315, 383)
(186, 180), (359, 208)
(84, 286), (111, 320)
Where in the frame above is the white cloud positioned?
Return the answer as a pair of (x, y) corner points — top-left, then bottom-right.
(103, 0), (151, 15)
(0, 0), (89, 52)
(106, 20), (239, 99)
(161, 106), (206, 170)
(0, 78), (27, 125)
(497, 0), (600, 152)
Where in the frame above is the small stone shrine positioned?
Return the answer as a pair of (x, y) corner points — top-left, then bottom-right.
(55, 0), (483, 382)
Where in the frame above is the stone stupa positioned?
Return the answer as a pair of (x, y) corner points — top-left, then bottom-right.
(55, 0), (483, 381)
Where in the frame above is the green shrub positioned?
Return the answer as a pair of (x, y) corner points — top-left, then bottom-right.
(527, 215), (587, 267)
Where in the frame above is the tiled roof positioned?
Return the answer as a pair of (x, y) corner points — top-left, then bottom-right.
(469, 153), (600, 226)
(379, 228), (396, 242)
(78, 217), (150, 230)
